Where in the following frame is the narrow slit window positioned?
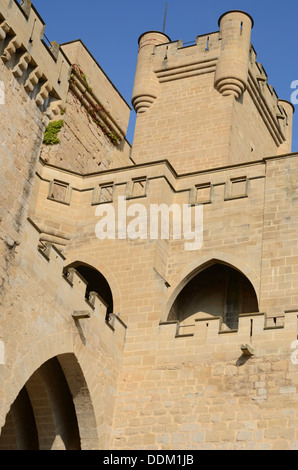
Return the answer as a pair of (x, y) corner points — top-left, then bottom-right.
(164, 45), (168, 60)
(240, 22), (243, 35)
(206, 37), (209, 51)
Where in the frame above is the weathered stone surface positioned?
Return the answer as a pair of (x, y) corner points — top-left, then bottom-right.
(0, 1), (298, 451)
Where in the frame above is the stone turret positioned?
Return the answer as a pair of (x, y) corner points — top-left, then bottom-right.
(131, 31), (170, 114)
(276, 100), (295, 155)
(214, 10), (254, 99)
(131, 10), (293, 172)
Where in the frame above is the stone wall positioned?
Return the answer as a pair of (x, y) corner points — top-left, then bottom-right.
(112, 353), (298, 450)
(0, 219), (126, 449)
(0, 0), (70, 304)
(25, 148), (298, 449)
(1, 0), (298, 451)
(130, 12), (293, 173)
(0, 0), (128, 450)
(40, 40), (133, 174)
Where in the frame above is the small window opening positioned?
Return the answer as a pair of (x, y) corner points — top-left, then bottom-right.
(206, 37), (209, 51)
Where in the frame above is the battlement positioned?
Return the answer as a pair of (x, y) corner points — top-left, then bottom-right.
(248, 48), (294, 150)
(158, 309), (298, 363)
(152, 31), (291, 148)
(131, 10), (294, 172)
(25, 218), (127, 342)
(0, 0), (71, 118)
(152, 32), (220, 82)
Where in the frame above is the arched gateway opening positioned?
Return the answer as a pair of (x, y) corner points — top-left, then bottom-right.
(0, 354), (98, 450)
(168, 263), (259, 330)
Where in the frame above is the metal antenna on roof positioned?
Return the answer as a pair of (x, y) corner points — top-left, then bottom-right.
(163, 2), (168, 34)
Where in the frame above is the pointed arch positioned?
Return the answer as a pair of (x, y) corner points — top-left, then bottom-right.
(0, 329), (100, 450)
(164, 254), (260, 324)
(0, 353), (99, 450)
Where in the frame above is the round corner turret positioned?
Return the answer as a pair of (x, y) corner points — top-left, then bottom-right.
(218, 10), (254, 29)
(137, 31), (171, 46)
(215, 10), (254, 100)
(132, 31), (171, 114)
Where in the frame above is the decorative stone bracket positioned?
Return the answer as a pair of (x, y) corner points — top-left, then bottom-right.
(0, 0), (70, 122)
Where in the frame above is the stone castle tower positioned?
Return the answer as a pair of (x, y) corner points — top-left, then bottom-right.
(0, 0), (298, 450)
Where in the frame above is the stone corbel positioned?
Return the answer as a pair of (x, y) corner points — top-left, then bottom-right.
(12, 52), (31, 78)
(24, 67), (43, 93)
(36, 81), (52, 107)
(0, 21), (11, 42)
(1, 36), (22, 62)
(44, 98), (63, 120)
(241, 343), (255, 356)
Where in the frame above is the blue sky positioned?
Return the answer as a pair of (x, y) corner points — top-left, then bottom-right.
(32, 0), (298, 152)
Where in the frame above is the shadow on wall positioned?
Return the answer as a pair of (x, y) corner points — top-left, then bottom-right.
(0, 356), (81, 450)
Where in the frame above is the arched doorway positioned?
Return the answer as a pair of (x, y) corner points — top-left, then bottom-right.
(0, 353), (98, 450)
(65, 262), (114, 318)
(167, 263), (259, 330)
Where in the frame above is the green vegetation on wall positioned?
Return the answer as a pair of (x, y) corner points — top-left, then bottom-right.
(43, 120), (64, 145)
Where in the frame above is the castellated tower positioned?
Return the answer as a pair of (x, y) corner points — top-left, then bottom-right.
(131, 10), (294, 172)
(1, 1), (298, 451)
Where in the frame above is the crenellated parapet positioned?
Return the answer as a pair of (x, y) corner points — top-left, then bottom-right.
(248, 48), (295, 151)
(26, 217), (127, 341)
(132, 11), (255, 114)
(0, 0), (71, 120)
(69, 63), (124, 145)
(158, 309), (298, 363)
